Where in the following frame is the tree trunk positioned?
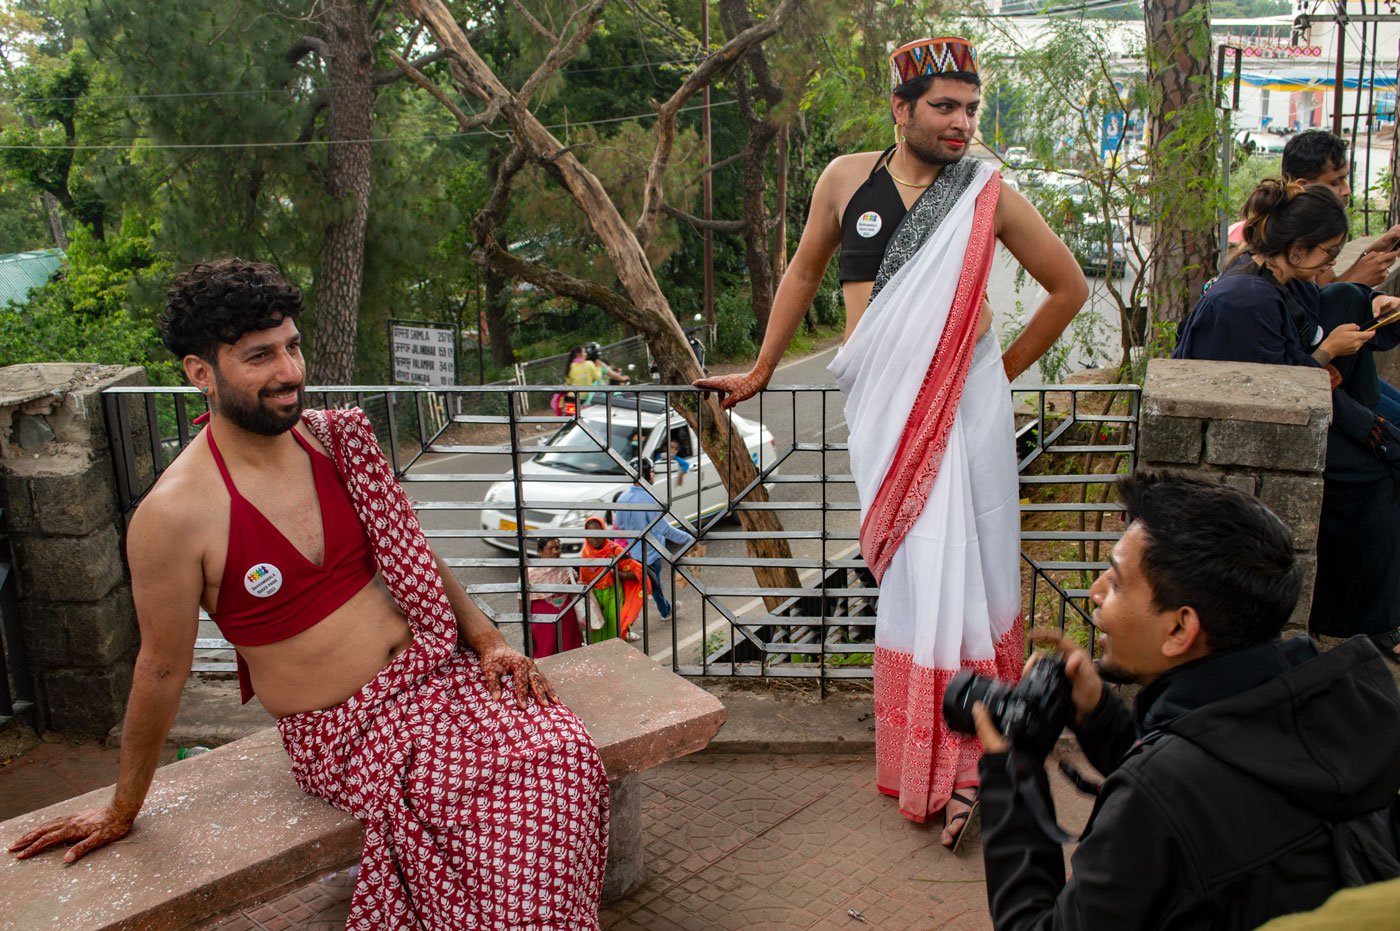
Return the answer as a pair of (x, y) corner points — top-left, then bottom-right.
(1391, 93), (1400, 228)
(408, 0), (800, 608)
(40, 191), (67, 249)
(309, 0), (376, 384)
(741, 119), (778, 334)
(484, 147), (516, 368)
(483, 252), (515, 369)
(772, 124), (789, 283)
(1143, 0), (1218, 326)
(719, 0), (785, 337)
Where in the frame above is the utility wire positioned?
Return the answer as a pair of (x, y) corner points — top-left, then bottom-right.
(0, 57), (707, 106)
(0, 97), (738, 151)
(983, 0), (1142, 19)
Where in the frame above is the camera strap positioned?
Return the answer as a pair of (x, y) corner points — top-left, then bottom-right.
(1003, 753), (1074, 844)
(1021, 774), (1073, 844)
(1057, 759), (1102, 797)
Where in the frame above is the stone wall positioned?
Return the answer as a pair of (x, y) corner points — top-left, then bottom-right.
(0, 363), (147, 733)
(1138, 359), (1331, 635)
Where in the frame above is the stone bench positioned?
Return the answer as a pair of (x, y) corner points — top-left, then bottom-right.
(0, 639), (725, 930)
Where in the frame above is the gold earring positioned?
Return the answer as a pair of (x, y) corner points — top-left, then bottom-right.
(894, 123), (904, 146)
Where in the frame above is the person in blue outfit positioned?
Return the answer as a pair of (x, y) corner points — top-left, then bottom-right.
(1175, 178), (1400, 664)
(613, 458), (694, 622)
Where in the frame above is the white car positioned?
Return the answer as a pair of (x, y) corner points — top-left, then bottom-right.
(481, 394), (775, 552)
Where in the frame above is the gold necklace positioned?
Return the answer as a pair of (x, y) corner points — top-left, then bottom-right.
(884, 147), (933, 189)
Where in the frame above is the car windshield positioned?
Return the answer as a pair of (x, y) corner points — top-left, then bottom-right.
(534, 419), (650, 474)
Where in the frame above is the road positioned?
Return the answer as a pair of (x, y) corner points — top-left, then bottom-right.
(410, 346), (856, 669)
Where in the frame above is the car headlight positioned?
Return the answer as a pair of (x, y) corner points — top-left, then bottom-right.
(485, 484), (509, 504)
(561, 510), (587, 527)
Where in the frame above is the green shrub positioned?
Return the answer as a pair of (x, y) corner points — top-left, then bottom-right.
(0, 221), (180, 384)
(711, 288), (757, 361)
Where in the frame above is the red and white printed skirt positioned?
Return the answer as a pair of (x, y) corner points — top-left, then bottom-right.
(276, 638), (609, 929)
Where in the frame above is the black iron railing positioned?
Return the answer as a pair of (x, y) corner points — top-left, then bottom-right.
(1015, 383), (1140, 654)
(101, 381), (1139, 682)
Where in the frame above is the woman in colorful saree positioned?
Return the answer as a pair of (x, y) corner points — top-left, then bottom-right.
(577, 516), (646, 643)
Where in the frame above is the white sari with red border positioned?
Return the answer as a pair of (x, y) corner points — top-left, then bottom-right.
(829, 158), (1024, 823)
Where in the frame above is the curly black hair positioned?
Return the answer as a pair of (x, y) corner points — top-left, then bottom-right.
(160, 258), (303, 361)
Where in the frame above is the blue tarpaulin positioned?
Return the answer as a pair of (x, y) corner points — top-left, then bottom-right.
(1226, 72), (1400, 91)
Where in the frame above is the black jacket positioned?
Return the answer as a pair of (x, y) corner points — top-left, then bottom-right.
(1174, 266), (1400, 483)
(980, 637), (1400, 931)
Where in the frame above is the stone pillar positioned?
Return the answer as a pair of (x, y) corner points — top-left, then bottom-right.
(601, 774), (644, 902)
(1138, 359), (1331, 635)
(0, 363), (147, 733)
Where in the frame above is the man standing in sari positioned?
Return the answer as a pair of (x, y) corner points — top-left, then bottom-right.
(696, 37), (1086, 847)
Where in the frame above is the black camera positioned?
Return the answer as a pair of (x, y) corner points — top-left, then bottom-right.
(942, 654), (1073, 759)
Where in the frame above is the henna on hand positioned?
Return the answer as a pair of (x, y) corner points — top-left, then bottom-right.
(692, 367), (772, 410)
(476, 643), (555, 709)
(8, 806), (135, 863)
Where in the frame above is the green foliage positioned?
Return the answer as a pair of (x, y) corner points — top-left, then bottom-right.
(0, 219), (178, 382)
(0, 51), (108, 235)
(1227, 149), (1283, 218)
(1000, 298), (1111, 383)
(0, 179), (53, 252)
(797, 0), (964, 152)
(711, 288), (758, 361)
(1076, 0), (1288, 20)
(1212, 0), (1290, 16)
(980, 10), (1222, 366)
(512, 121), (703, 284)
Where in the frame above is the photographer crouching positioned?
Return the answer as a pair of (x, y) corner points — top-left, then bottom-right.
(957, 471), (1400, 930)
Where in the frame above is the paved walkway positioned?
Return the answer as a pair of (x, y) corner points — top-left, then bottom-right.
(0, 734), (175, 824)
(198, 751), (1097, 931)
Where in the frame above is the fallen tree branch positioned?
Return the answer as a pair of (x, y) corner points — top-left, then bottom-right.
(518, 0), (607, 107)
(374, 48), (449, 85)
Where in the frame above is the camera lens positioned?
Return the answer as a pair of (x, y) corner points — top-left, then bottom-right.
(942, 670), (1009, 736)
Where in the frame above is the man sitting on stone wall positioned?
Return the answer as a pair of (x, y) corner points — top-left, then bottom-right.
(7, 259), (610, 929)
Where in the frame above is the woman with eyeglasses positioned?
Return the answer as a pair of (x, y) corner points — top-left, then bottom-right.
(1175, 178), (1400, 665)
(1175, 179), (1381, 367)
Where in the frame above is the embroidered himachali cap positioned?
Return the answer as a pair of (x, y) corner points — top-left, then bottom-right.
(889, 36), (978, 89)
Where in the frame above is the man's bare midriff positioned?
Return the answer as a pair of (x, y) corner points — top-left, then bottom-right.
(234, 576), (414, 718)
(841, 279), (993, 343)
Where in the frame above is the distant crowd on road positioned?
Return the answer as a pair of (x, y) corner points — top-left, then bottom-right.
(551, 341), (630, 416)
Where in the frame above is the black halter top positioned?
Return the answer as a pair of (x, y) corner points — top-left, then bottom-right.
(838, 146), (908, 284)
